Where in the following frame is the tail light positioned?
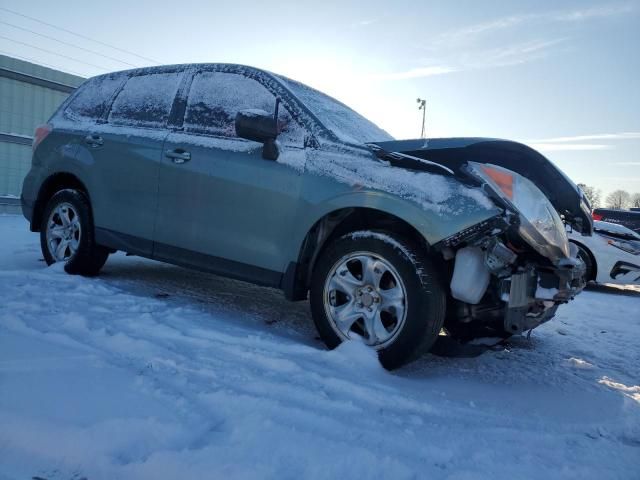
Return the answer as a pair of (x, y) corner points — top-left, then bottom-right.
(592, 212), (603, 221)
(32, 124), (52, 152)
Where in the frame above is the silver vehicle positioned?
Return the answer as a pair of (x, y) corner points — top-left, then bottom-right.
(569, 220), (640, 285)
(21, 63), (590, 368)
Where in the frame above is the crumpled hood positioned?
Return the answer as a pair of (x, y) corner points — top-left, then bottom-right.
(369, 137), (593, 235)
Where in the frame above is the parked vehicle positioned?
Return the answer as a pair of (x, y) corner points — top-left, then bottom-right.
(568, 220), (640, 285)
(21, 63), (590, 368)
(593, 208), (640, 234)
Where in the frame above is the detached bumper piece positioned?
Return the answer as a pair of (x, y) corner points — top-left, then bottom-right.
(502, 262), (586, 334)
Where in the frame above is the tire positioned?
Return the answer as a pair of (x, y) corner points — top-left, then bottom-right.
(40, 189), (109, 276)
(310, 231), (446, 370)
(573, 242), (595, 282)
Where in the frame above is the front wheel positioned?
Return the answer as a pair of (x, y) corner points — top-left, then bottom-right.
(310, 231), (446, 370)
(40, 189), (109, 276)
(572, 242), (595, 282)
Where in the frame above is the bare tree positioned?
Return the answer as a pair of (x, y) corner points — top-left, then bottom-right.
(605, 190), (631, 209)
(631, 193), (640, 209)
(577, 183), (601, 208)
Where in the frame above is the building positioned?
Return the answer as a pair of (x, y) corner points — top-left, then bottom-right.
(0, 54), (84, 213)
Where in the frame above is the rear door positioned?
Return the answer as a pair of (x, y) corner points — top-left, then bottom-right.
(154, 69), (306, 280)
(85, 69), (184, 254)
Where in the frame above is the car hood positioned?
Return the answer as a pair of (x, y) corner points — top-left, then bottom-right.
(369, 137), (593, 235)
(594, 220), (640, 240)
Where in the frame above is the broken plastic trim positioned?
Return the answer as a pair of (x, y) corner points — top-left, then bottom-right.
(433, 215), (510, 250)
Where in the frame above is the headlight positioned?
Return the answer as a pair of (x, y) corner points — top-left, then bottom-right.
(468, 162), (570, 262)
(608, 239), (640, 255)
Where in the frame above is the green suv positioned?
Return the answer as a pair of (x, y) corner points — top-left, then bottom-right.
(21, 63), (591, 368)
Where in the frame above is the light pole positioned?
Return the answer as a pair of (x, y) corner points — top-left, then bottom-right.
(416, 98), (426, 138)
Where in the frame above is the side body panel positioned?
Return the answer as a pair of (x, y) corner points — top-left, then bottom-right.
(156, 133), (304, 272)
(279, 145), (502, 266)
(21, 63), (502, 295)
(21, 130), (80, 224)
(77, 126), (166, 254)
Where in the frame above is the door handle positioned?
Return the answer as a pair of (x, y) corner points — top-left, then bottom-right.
(84, 134), (103, 148)
(165, 149), (191, 164)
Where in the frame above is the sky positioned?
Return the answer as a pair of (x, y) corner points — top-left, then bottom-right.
(1, 0), (639, 199)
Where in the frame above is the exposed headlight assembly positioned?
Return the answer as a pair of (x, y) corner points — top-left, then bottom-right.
(468, 162), (570, 262)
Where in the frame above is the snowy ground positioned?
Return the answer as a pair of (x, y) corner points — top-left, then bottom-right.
(0, 214), (638, 480)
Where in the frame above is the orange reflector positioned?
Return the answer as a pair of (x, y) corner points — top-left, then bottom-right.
(32, 124), (52, 152)
(481, 165), (514, 199)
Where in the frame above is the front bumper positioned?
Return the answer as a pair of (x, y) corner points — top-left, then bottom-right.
(610, 261), (640, 284)
(502, 260), (586, 334)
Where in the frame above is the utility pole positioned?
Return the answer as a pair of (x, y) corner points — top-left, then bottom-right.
(416, 98), (426, 138)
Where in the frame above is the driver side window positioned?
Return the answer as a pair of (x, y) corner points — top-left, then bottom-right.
(183, 71), (304, 145)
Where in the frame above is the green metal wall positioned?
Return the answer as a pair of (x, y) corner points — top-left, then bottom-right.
(0, 55), (84, 198)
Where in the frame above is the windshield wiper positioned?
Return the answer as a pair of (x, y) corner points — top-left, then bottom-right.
(366, 143), (454, 175)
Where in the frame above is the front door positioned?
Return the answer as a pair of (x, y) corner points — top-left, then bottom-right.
(154, 70), (306, 280)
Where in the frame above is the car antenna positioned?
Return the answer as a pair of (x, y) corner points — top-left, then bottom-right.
(417, 98), (426, 138)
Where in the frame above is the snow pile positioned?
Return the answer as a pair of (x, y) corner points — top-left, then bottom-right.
(1, 215), (639, 479)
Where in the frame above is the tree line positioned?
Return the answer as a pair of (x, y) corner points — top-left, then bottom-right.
(577, 184), (640, 210)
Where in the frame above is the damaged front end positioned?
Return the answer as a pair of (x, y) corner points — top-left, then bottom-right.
(369, 138), (590, 339)
(437, 161), (585, 338)
(444, 237), (585, 338)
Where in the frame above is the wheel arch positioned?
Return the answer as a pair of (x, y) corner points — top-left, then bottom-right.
(282, 206), (432, 300)
(31, 172), (91, 232)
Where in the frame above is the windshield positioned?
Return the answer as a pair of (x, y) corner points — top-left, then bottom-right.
(276, 75), (394, 145)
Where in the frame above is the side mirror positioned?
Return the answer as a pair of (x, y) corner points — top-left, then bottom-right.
(235, 109), (280, 160)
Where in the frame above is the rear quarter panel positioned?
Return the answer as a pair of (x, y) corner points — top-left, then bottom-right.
(21, 129), (82, 223)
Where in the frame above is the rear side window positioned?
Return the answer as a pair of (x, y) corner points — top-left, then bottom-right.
(183, 71), (304, 144)
(65, 75), (124, 122)
(108, 72), (183, 128)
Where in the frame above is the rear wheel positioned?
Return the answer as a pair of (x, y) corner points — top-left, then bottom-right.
(310, 231), (446, 370)
(40, 189), (109, 276)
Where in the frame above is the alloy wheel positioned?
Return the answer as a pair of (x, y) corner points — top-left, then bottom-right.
(46, 202), (82, 262)
(323, 251), (407, 348)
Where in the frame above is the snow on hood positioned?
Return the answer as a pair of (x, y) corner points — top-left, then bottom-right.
(371, 137), (593, 234)
(278, 145), (495, 215)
